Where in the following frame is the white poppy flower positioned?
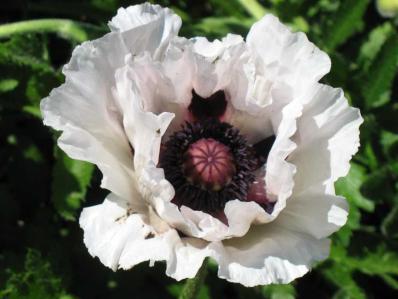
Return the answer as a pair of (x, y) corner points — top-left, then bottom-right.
(41, 3), (363, 286)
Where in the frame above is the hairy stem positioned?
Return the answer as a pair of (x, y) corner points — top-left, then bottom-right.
(0, 19), (104, 42)
(179, 259), (208, 299)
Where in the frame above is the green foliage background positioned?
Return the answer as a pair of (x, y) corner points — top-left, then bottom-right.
(1, 0), (398, 298)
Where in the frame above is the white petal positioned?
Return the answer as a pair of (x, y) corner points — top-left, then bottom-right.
(289, 84), (363, 195)
(247, 14), (330, 104)
(263, 85), (302, 218)
(215, 224), (330, 286)
(112, 62), (174, 171)
(41, 33), (138, 201)
(167, 238), (212, 280)
(80, 193), (175, 271)
(79, 194), (151, 270)
(162, 34), (250, 102)
(80, 193), (212, 280)
(274, 193), (349, 239)
(81, 195), (330, 285)
(41, 4), (181, 201)
(138, 164), (275, 242)
(192, 34), (248, 99)
(109, 3), (181, 33)
(109, 3), (181, 58)
(121, 52), (187, 138)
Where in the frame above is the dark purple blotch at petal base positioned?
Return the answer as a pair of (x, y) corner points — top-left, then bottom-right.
(188, 89), (227, 121)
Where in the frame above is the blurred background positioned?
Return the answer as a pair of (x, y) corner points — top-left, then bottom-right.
(1, 0), (398, 298)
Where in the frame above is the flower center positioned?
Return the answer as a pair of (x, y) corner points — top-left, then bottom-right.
(159, 91), (277, 215)
(183, 138), (236, 191)
(160, 120), (256, 212)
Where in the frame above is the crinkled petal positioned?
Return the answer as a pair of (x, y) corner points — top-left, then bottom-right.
(227, 14), (334, 222)
(41, 32), (137, 201)
(274, 192), (348, 239)
(215, 224), (330, 286)
(112, 61), (174, 171)
(166, 238), (213, 280)
(108, 35), (286, 241)
(79, 194), (152, 270)
(137, 163), (274, 242)
(247, 14), (331, 104)
(80, 193), (212, 280)
(41, 3), (180, 203)
(289, 84), (363, 195)
(59, 5), (361, 288)
(109, 3), (181, 58)
(79, 193), (176, 272)
(109, 3), (181, 34)
(80, 193), (329, 286)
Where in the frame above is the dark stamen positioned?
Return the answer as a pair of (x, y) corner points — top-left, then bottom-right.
(160, 119), (256, 213)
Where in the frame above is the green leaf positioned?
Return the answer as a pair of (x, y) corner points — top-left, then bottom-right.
(335, 163), (374, 212)
(237, 0), (267, 19)
(334, 163), (374, 245)
(362, 142), (379, 170)
(381, 204), (398, 239)
(209, 0), (247, 18)
(323, 0), (370, 51)
(324, 265), (366, 299)
(361, 165), (395, 203)
(51, 148), (94, 221)
(362, 29), (398, 109)
(329, 245), (398, 292)
(0, 249), (75, 299)
(380, 130), (398, 160)
(0, 78), (19, 93)
(358, 22), (394, 72)
(349, 247), (398, 278)
(325, 246), (366, 299)
(0, 34), (54, 73)
(22, 105), (42, 118)
(374, 102), (398, 133)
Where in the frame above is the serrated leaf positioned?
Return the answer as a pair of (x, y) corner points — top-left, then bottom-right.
(52, 149), (94, 221)
(348, 247), (398, 277)
(362, 142), (379, 170)
(335, 163), (374, 212)
(323, 263), (366, 299)
(0, 249), (75, 299)
(358, 22), (394, 72)
(323, 0), (370, 51)
(329, 244), (398, 292)
(381, 204), (398, 239)
(381, 130), (398, 160)
(0, 34), (54, 73)
(362, 29), (398, 109)
(375, 102), (398, 133)
(361, 165), (395, 203)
